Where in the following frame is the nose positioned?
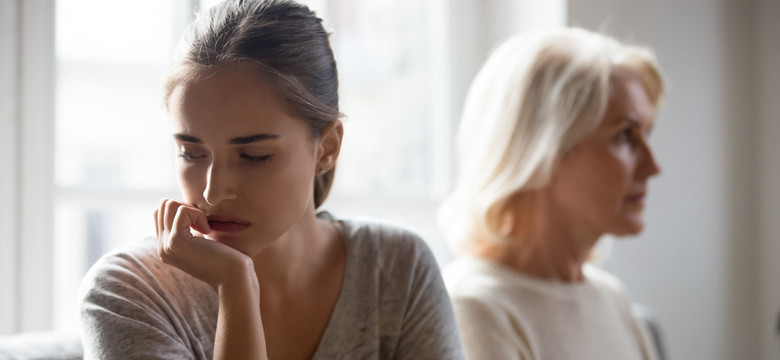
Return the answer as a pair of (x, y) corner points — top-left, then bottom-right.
(638, 140), (661, 180)
(203, 161), (237, 205)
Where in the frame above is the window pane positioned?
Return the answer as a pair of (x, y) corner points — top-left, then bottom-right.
(55, 0), (184, 191)
(328, 0), (437, 198)
(53, 0), (188, 331)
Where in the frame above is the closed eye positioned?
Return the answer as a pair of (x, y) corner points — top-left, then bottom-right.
(241, 154), (273, 163)
(179, 152), (206, 162)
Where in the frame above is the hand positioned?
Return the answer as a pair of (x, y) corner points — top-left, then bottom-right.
(154, 199), (257, 291)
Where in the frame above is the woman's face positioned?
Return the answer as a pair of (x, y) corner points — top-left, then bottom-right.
(549, 73), (661, 237)
(167, 66), (336, 256)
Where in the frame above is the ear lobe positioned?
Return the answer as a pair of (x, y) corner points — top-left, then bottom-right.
(316, 120), (343, 173)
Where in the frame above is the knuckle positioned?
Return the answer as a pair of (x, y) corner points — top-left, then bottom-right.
(165, 200), (180, 213)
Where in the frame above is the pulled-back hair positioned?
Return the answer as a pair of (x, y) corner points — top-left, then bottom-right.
(164, 0), (341, 208)
(439, 27), (665, 250)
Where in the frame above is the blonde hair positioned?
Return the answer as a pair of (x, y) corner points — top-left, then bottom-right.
(439, 27), (665, 251)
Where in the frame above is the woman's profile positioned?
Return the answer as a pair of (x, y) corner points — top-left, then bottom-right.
(78, 1), (464, 359)
(441, 27), (665, 360)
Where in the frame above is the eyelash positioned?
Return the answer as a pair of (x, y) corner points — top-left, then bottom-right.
(178, 152), (204, 162)
(240, 154), (273, 163)
(177, 152), (273, 164)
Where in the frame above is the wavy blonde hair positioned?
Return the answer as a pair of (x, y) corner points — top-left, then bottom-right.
(439, 28), (665, 251)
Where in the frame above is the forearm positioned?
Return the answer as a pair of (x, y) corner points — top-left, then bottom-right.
(213, 264), (267, 360)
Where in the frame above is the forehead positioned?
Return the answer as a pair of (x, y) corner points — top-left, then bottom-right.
(603, 71), (657, 127)
(167, 66), (302, 135)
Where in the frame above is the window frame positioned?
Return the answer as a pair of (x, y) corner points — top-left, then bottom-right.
(0, 0), (56, 334)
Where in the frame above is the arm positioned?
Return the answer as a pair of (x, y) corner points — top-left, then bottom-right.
(393, 241), (466, 360)
(156, 199), (267, 360)
(80, 261), (207, 360)
(214, 265), (266, 360)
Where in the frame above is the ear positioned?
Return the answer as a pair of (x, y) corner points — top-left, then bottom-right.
(315, 120), (343, 174)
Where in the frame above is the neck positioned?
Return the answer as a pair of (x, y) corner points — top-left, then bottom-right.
(251, 210), (340, 296)
(477, 193), (602, 283)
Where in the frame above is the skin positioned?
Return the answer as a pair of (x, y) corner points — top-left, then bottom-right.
(479, 71), (661, 282)
(154, 65), (345, 360)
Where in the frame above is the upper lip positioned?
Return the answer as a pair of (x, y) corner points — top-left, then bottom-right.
(206, 215), (250, 224)
(626, 192), (646, 200)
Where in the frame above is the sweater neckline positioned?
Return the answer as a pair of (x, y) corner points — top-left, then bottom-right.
(457, 255), (604, 301)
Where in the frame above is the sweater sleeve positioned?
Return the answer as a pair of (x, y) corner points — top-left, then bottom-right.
(393, 238), (466, 360)
(450, 296), (533, 360)
(79, 249), (212, 360)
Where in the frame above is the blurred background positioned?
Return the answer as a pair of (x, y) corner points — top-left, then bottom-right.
(1, 0), (778, 359)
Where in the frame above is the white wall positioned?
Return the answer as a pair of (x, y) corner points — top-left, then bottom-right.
(757, 0), (780, 358)
(569, 0), (775, 359)
(0, 0), (20, 335)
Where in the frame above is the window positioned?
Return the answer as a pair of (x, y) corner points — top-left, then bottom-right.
(53, 0), (191, 331)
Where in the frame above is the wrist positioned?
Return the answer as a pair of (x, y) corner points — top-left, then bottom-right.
(216, 258), (260, 298)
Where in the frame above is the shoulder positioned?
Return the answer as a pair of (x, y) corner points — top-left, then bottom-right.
(444, 256), (521, 304)
(78, 237), (212, 312)
(443, 257), (536, 328)
(337, 215), (438, 270)
(443, 259), (536, 359)
(583, 264), (630, 299)
(80, 238), (167, 290)
(79, 237), (161, 294)
(582, 264), (641, 320)
(78, 238), (217, 359)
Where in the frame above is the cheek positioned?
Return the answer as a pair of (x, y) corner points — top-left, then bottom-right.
(587, 155), (633, 204)
(177, 164), (206, 202)
(248, 155), (315, 209)
(559, 149), (632, 209)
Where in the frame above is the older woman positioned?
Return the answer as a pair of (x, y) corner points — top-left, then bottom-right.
(440, 28), (664, 360)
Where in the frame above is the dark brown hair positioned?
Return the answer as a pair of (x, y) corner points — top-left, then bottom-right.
(165, 0), (341, 208)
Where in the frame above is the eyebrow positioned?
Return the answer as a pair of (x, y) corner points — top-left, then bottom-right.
(174, 133), (281, 144)
(617, 115), (641, 127)
(617, 116), (654, 134)
(229, 134), (281, 144)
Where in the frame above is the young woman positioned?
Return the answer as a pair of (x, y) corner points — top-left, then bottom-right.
(440, 28), (665, 360)
(78, 1), (464, 359)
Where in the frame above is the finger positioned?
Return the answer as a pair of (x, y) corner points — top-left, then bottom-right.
(153, 208), (159, 237)
(189, 208), (211, 235)
(172, 205), (211, 238)
(163, 199), (183, 236)
(157, 199), (170, 257)
(157, 198), (168, 239)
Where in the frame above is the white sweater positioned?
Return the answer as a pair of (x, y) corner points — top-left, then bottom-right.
(444, 256), (659, 360)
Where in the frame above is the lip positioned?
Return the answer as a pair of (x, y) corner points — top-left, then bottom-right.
(625, 193), (646, 204)
(207, 215), (250, 233)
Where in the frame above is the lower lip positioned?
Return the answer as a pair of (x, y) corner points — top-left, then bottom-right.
(625, 196), (645, 206)
(208, 221), (249, 233)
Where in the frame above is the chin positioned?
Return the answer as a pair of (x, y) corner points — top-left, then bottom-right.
(611, 220), (645, 236)
(208, 233), (266, 257)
